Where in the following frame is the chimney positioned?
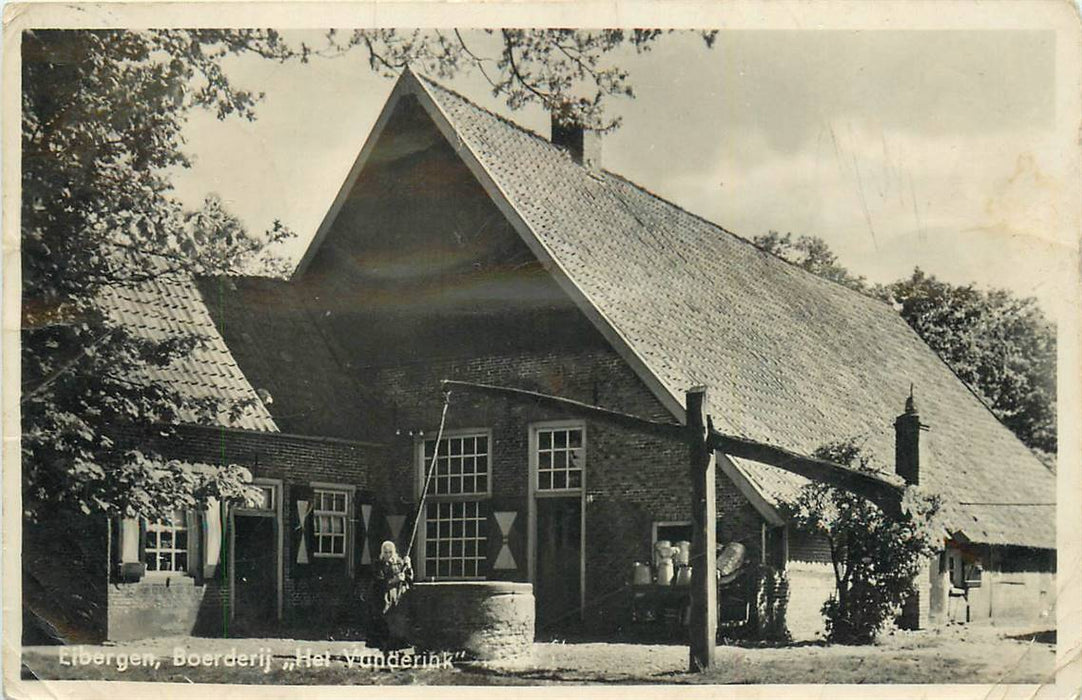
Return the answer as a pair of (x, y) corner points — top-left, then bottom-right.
(551, 114), (601, 168)
(894, 387), (925, 486)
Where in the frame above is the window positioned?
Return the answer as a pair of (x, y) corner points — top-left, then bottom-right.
(536, 426), (584, 491)
(250, 484), (275, 511)
(425, 500), (486, 579)
(145, 511), (188, 573)
(653, 521), (693, 548)
(423, 433), (490, 496)
(420, 432), (491, 580)
(313, 488), (348, 557)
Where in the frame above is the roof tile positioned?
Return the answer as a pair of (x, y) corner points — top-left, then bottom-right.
(97, 277), (278, 432)
(415, 74), (1055, 549)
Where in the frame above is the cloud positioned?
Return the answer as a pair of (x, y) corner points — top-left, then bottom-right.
(623, 120), (1074, 319)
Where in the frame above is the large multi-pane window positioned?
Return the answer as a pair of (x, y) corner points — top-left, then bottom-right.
(421, 432), (490, 579)
(536, 426), (584, 491)
(313, 488), (348, 557)
(425, 500), (487, 579)
(423, 434), (490, 496)
(145, 511), (188, 573)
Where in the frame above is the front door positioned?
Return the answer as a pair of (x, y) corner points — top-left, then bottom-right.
(232, 514), (278, 635)
(232, 514), (276, 636)
(535, 497), (582, 635)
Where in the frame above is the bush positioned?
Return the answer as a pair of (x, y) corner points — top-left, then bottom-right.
(786, 439), (942, 644)
(754, 565), (791, 643)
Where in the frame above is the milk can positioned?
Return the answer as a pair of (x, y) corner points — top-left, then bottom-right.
(654, 540), (675, 585)
(673, 540), (691, 567)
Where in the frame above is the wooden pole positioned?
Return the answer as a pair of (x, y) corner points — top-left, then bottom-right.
(687, 386), (717, 672)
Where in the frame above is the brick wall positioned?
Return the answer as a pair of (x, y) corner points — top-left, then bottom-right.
(349, 347), (767, 629)
(788, 529), (833, 564)
(107, 576), (214, 641)
(27, 425), (385, 642)
(131, 424), (382, 490)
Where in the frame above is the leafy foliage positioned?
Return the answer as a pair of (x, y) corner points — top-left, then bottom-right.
(786, 440), (942, 644)
(21, 29), (301, 520)
(886, 269), (1056, 455)
(753, 231), (1056, 456)
(325, 29), (717, 130)
(753, 231), (872, 293)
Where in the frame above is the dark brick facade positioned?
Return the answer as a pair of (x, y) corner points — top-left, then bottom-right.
(332, 341), (780, 630)
(204, 100), (778, 635)
(29, 94), (777, 645)
(26, 425), (386, 642)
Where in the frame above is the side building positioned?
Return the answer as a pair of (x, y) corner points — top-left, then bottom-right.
(23, 279), (386, 644)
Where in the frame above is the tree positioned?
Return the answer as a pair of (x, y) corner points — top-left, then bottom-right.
(21, 29), (714, 521)
(754, 232), (1056, 457)
(752, 231), (872, 294)
(324, 29), (717, 130)
(887, 269), (1056, 456)
(21, 29), (308, 521)
(786, 440), (943, 644)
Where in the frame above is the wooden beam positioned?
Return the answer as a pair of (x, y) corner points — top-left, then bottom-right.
(710, 432), (904, 513)
(687, 387), (717, 672)
(440, 378), (903, 513)
(439, 379), (683, 440)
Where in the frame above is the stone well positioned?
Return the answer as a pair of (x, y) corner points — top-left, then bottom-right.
(407, 581), (534, 661)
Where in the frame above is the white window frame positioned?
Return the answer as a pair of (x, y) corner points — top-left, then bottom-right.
(652, 520), (693, 548)
(310, 483), (353, 561)
(416, 429), (494, 499)
(533, 424), (586, 495)
(144, 510), (190, 577)
(415, 428), (493, 581)
(422, 499), (488, 581)
(235, 483), (277, 515)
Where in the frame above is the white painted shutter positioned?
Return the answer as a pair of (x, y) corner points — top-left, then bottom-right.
(203, 499), (223, 579)
(119, 517), (141, 563)
(185, 509), (201, 578)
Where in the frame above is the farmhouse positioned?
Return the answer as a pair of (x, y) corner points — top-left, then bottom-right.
(24, 70), (1055, 644)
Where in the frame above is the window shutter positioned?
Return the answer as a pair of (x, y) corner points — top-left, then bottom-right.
(185, 509), (202, 579)
(138, 519), (147, 567)
(356, 501), (373, 570)
(117, 517), (146, 582)
(202, 499), (223, 580)
(291, 484), (314, 573)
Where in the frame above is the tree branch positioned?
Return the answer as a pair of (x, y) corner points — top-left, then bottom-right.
(454, 29), (499, 92)
(21, 327), (119, 403)
(500, 30), (554, 107)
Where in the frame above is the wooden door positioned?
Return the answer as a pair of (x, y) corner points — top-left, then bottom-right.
(534, 497), (582, 635)
(232, 515), (277, 634)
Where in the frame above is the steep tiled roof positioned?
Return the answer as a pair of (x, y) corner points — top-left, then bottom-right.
(407, 73), (1055, 549)
(195, 276), (390, 441)
(97, 277), (278, 432)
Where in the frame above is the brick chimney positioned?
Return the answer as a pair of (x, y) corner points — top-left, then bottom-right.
(551, 114), (601, 168)
(894, 387), (924, 486)
(895, 387), (932, 631)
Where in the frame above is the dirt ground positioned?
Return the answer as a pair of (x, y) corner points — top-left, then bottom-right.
(18, 624), (1056, 686)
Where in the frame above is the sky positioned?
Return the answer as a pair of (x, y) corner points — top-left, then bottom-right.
(170, 29), (1076, 322)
